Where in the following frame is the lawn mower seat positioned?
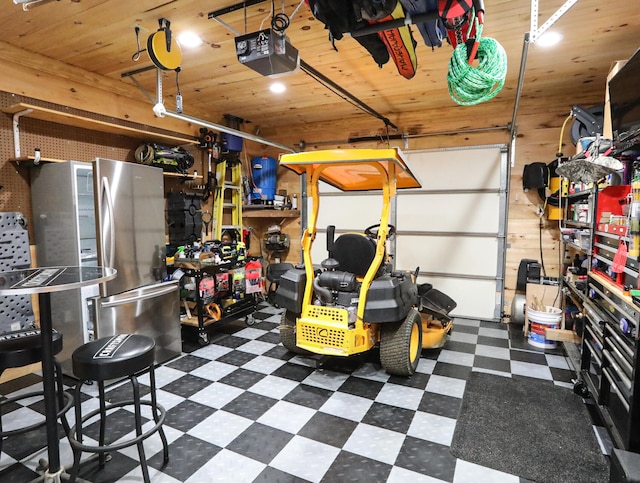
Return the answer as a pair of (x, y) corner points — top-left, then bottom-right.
(332, 233), (377, 278)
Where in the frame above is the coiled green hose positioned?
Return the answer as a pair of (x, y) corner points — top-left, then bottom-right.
(447, 22), (508, 106)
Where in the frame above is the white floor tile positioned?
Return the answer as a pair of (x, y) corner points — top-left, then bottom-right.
(319, 392), (374, 422)
(190, 382), (244, 409)
(478, 327), (509, 339)
(302, 368), (350, 391)
(425, 375), (466, 399)
(475, 345), (511, 360)
(248, 374), (299, 400)
(545, 353), (570, 369)
(269, 436), (340, 483)
(453, 459), (519, 483)
(235, 339), (274, 355)
(408, 412), (457, 446)
(415, 358), (437, 374)
(375, 384), (424, 411)
(233, 327), (272, 340)
(510, 361), (553, 380)
(342, 423), (405, 465)
(240, 354), (287, 374)
(188, 410), (252, 447)
(189, 360), (238, 381)
(186, 448), (266, 483)
(437, 350), (475, 367)
(388, 466), (447, 482)
(449, 331), (478, 344)
(257, 400), (316, 433)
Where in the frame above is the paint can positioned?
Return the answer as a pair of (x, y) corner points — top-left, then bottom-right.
(527, 306), (562, 349)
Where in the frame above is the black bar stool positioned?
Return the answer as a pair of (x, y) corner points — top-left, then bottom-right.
(67, 334), (169, 483)
(0, 328), (72, 460)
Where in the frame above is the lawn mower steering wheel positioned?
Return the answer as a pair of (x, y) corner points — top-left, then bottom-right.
(364, 223), (396, 238)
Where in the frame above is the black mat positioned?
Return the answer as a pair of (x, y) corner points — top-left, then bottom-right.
(450, 372), (609, 483)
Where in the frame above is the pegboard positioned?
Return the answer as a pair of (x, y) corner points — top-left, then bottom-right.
(0, 212), (35, 332)
(0, 90), (200, 244)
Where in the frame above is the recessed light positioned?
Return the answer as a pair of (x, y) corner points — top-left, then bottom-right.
(176, 31), (203, 48)
(535, 31), (562, 47)
(270, 82), (286, 94)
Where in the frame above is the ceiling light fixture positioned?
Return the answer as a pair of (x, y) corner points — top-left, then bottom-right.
(13, 0), (51, 10)
(535, 31), (562, 47)
(270, 82), (286, 94)
(176, 31), (203, 48)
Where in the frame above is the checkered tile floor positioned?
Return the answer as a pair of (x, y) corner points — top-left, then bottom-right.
(0, 302), (608, 482)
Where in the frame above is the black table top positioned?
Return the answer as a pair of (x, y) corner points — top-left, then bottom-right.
(0, 266), (116, 295)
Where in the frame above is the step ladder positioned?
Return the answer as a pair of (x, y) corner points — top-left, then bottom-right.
(212, 159), (243, 241)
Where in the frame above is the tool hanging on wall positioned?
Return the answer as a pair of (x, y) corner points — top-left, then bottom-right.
(198, 128), (218, 202)
(134, 143), (195, 174)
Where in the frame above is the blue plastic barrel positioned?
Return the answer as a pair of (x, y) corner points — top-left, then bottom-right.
(252, 156), (277, 201)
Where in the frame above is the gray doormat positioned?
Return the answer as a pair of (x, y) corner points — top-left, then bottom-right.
(450, 372), (609, 483)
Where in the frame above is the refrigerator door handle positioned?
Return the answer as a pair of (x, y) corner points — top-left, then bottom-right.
(99, 282), (179, 308)
(101, 176), (116, 269)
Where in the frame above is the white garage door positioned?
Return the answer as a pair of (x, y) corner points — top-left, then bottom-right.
(398, 146), (508, 321)
(305, 145), (508, 321)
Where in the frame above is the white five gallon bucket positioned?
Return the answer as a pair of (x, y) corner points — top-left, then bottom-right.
(527, 306), (562, 349)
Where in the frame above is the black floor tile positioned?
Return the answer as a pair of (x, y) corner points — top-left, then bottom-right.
(337, 376), (384, 400)
(442, 340), (476, 354)
(474, 355), (512, 373)
(76, 450), (140, 483)
(272, 362), (316, 382)
(148, 433), (220, 481)
(298, 412), (358, 448)
(219, 368), (265, 389)
(255, 466), (310, 482)
(165, 354), (211, 372)
(283, 384), (333, 410)
(82, 407), (149, 444)
(222, 391), (278, 420)
(394, 436), (457, 481)
(418, 392), (462, 420)
(388, 371), (430, 390)
(0, 462), (40, 482)
(226, 422), (293, 464)
(451, 324), (480, 335)
(551, 366), (576, 384)
(257, 331), (281, 345)
(215, 335), (251, 349)
(321, 450), (392, 482)
(264, 345), (296, 361)
(361, 402), (415, 433)
(477, 335), (511, 348)
(217, 350), (259, 367)
(510, 349), (549, 365)
(432, 361), (473, 380)
(103, 380), (151, 403)
(161, 373), (213, 398)
(164, 399), (216, 432)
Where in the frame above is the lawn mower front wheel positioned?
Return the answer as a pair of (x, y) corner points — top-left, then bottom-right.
(380, 308), (422, 377)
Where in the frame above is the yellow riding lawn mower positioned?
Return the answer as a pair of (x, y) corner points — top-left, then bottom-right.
(275, 148), (456, 377)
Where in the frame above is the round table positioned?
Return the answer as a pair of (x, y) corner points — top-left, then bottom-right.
(0, 266), (116, 483)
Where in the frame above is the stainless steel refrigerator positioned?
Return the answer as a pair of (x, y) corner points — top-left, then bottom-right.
(31, 158), (181, 376)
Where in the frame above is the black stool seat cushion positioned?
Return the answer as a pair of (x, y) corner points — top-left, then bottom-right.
(0, 329), (63, 370)
(72, 334), (155, 381)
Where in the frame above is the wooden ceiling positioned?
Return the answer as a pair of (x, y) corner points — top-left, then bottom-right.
(1, 0), (640, 140)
